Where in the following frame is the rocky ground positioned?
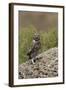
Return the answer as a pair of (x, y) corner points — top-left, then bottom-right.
(18, 47), (58, 79)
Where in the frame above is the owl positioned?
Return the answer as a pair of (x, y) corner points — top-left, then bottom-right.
(27, 33), (41, 64)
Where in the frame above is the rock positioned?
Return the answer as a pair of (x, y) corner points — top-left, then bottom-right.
(18, 47), (58, 79)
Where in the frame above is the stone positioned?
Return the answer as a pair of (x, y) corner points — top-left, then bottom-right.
(18, 47), (58, 79)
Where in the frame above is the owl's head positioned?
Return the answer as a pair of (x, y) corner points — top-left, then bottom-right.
(33, 33), (40, 41)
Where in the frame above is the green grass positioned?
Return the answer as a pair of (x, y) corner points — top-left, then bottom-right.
(19, 25), (58, 64)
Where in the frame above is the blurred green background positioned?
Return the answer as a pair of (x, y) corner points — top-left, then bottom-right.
(19, 11), (58, 64)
